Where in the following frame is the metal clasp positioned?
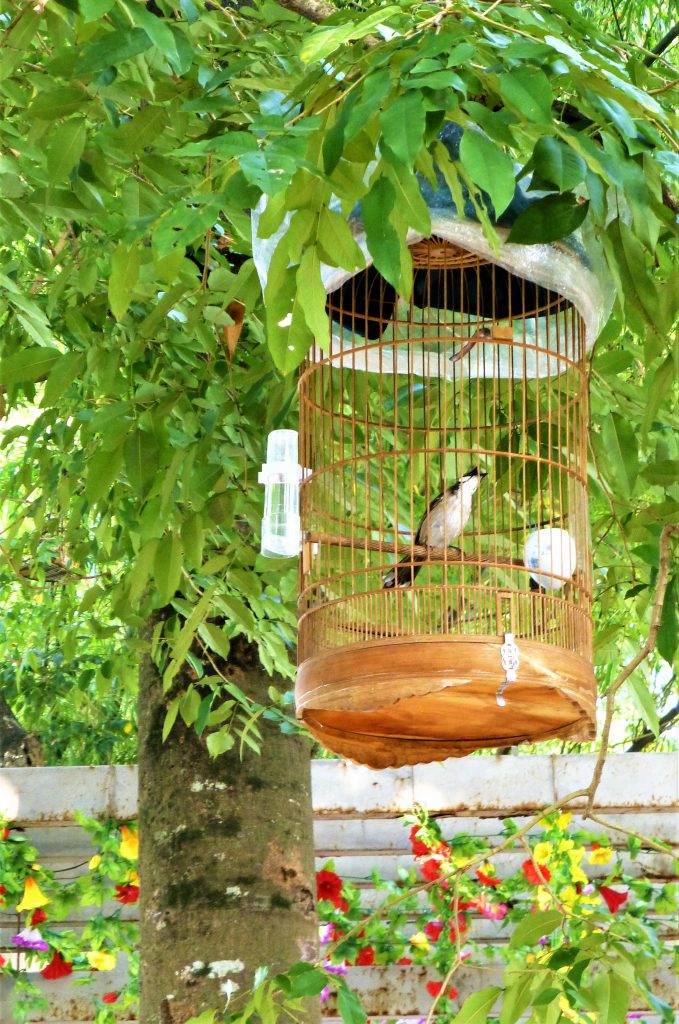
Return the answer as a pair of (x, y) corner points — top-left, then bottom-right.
(497, 632), (520, 707)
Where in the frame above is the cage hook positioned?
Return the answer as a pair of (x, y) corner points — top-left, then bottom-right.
(497, 632), (520, 707)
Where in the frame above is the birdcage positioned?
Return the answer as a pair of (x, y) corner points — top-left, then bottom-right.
(294, 234), (606, 768)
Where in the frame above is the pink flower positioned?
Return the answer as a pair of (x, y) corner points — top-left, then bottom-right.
(481, 902), (508, 921)
(10, 928), (48, 952)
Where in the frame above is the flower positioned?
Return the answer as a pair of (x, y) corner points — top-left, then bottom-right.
(476, 862), (501, 887)
(323, 962), (348, 976)
(127, 870), (139, 885)
(522, 860), (551, 885)
(319, 922), (334, 945)
(10, 927), (49, 952)
(316, 869), (343, 907)
(557, 812), (572, 829)
(89, 854), (102, 871)
(409, 825), (430, 856)
(480, 901), (508, 921)
(0, 954), (6, 967)
(119, 826), (139, 860)
(30, 909), (47, 926)
(599, 885), (628, 913)
(41, 952), (73, 980)
(588, 845), (614, 865)
(560, 885), (579, 907)
(87, 950), (117, 971)
(409, 931), (430, 953)
(16, 878), (50, 912)
(426, 981), (459, 999)
(396, 956), (412, 965)
(424, 919), (443, 941)
(102, 993), (118, 1004)
(419, 858), (443, 882)
(356, 946), (375, 966)
(114, 884), (139, 904)
(533, 842), (553, 866)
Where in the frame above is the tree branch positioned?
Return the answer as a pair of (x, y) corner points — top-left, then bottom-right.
(644, 22), (679, 66)
(584, 522), (679, 815)
(627, 693), (679, 752)
(271, 0), (336, 23)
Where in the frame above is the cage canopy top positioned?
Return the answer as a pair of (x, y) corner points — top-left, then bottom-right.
(253, 122), (614, 379)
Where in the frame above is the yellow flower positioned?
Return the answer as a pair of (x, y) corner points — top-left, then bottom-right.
(588, 846), (613, 865)
(409, 931), (430, 953)
(536, 886), (552, 911)
(87, 950), (116, 971)
(558, 997), (581, 1022)
(567, 847), (585, 867)
(525, 953), (535, 964)
(533, 842), (553, 866)
(557, 812), (572, 830)
(119, 825), (139, 860)
(453, 855), (474, 869)
(31, 864), (41, 871)
(123, 722), (133, 734)
(558, 839), (574, 854)
(89, 854), (102, 871)
(16, 878), (50, 912)
(559, 885), (578, 907)
(570, 865), (588, 886)
(127, 870), (139, 885)
(478, 861), (496, 877)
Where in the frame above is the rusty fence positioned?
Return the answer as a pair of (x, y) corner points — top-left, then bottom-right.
(0, 754), (677, 1023)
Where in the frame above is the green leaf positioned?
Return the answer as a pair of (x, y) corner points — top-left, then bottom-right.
(164, 584), (216, 689)
(287, 966), (328, 998)
(0, 347), (61, 386)
(174, 132), (258, 158)
(499, 67), (554, 124)
(451, 985), (502, 1024)
(198, 622), (231, 661)
(300, 7), (401, 63)
(74, 27), (152, 75)
(162, 697), (180, 742)
(109, 244), (141, 320)
(362, 176), (401, 290)
(336, 982), (367, 1024)
(591, 971), (629, 1024)
(117, 105), (169, 154)
(29, 87), (89, 120)
(626, 675), (660, 737)
(47, 119), (87, 182)
(657, 576), (677, 666)
(641, 355), (674, 441)
(154, 533), (183, 607)
(86, 444), (124, 504)
(530, 136), (587, 192)
(507, 193), (589, 244)
(598, 412), (638, 495)
(380, 91), (426, 167)
(316, 207), (365, 272)
(296, 247), (329, 344)
(179, 686), (201, 726)
(42, 351), (86, 407)
(500, 970), (545, 1024)
(510, 910), (563, 949)
(641, 460), (679, 486)
(124, 428), (159, 498)
(206, 728), (235, 758)
(384, 154), (431, 236)
(459, 131), (515, 218)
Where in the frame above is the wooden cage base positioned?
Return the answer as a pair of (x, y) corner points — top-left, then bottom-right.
(296, 636), (596, 768)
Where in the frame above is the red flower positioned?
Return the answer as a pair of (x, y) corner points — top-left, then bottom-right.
(1, 829), (9, 840)
(316, 870), (343, 907)
(409, 825), (430, 857)
(419, 858), (443, 882)
(424, 919), (444, 941)
(396, 956), (412, 965)
(41, 952), (73, 980)
(433, 841), (451, 860)
(114, 884), (139, 905)
(356, 946), (375, 966)
(31, 909), (48, 925)
(0, 954), (6, 967)
(0, 885), (5, 894)
(522, 859), (551, 885)
(338, 898), (349, 913)
(599, 885), (628, 913)
(476, 869), (501, 888)
(426, 981), (458, 999)
(102, 992), (118, 1004)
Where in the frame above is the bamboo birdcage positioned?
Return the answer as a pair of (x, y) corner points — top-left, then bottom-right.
(295, 238), (598, 768)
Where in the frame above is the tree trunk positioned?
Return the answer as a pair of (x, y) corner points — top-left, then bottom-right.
(0, 692), (44, 766)
(138, 633), (319, 1024)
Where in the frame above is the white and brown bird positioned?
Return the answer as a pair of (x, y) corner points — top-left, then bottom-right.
(382, 467), (487, 589)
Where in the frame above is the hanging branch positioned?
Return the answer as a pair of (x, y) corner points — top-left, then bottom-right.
(644, 23), (679, 66)
(584, 521), (679, 816)
(270, 0), (336, 23)
(627, 692), (679, 751)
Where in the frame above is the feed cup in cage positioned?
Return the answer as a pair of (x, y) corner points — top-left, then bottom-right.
(523, 528), (577, 591)
(259, 429), (303, 558)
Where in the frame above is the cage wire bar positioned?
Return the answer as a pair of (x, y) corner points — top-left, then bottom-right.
(297, 239), (596, 768)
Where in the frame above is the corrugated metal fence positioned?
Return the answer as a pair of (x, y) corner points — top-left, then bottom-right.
(0, 754), (677, 1023)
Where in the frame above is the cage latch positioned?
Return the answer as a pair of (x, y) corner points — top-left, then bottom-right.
(497, 632), (520, 707)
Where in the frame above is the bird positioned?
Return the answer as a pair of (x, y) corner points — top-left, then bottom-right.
(382, 467), (487, 589)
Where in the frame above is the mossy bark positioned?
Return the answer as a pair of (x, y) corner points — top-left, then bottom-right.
(138, 635), (318, 1024)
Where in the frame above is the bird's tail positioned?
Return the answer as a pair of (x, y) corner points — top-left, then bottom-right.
(382, 553), (424, 589)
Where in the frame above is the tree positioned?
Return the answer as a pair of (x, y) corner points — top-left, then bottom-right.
(0, 0), (676, 1022)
